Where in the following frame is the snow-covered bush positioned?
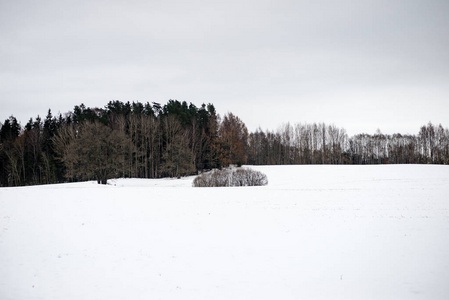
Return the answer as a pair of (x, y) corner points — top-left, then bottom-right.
(193, 168), (268, 187)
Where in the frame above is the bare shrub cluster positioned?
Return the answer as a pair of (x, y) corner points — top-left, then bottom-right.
(193, 168), (268, 187)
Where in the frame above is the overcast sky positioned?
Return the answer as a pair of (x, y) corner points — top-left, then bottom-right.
(1, 0), (448, 135)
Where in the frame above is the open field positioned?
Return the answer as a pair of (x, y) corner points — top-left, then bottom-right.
(1, 165), (449, 299)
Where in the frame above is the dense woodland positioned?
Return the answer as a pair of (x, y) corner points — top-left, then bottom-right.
(1, 100), (448, 186)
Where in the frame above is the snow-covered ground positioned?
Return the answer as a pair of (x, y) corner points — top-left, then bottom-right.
(1, 165), (449, 300)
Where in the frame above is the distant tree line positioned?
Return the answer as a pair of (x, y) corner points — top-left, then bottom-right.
(0, 100), (448, 186)
(247, 122), (449, 165)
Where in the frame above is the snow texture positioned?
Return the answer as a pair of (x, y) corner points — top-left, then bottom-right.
(1, 165), (449, 300)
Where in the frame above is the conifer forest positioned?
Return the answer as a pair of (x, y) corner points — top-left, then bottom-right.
(1, 100), (448, 186)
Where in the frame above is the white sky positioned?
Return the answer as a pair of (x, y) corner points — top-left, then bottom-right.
(1, 0), (448, 136)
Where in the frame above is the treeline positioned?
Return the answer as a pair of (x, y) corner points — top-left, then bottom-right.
(0, 100), (248, 186)
(0, 100), (448, 187)
(247, 122), (449, 165)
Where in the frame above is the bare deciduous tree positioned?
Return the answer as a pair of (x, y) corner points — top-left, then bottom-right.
(54, 121), (129, 184)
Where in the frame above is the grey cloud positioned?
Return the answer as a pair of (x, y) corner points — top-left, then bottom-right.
(1, 0), (448, 134)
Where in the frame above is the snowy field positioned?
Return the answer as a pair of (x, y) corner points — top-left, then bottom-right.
(1, 165), (449, 300)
